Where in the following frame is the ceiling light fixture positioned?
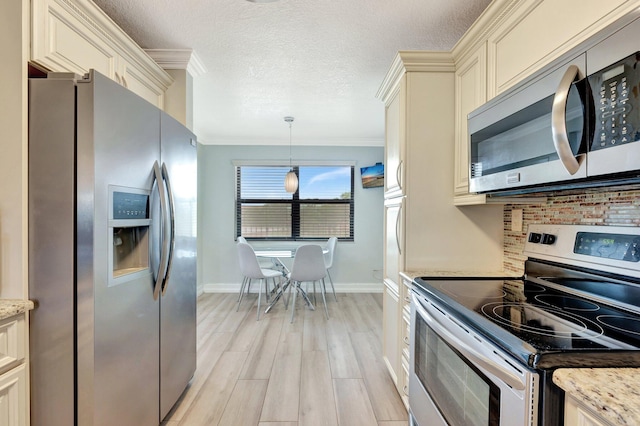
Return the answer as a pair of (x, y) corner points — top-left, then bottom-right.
(284, 116), (298, 193)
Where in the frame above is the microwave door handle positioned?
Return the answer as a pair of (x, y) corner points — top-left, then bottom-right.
(152, 161), (169, 300)
(551, 64), (582, 175)
(412, 294), (526, 391)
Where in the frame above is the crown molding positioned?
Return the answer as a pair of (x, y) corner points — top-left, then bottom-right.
(376, 51), (454, 104)
(44, 0), (174, 89)
(198, 136), (384, 147)
(145, 48), (207, 77)
(451, 0), (520, 61)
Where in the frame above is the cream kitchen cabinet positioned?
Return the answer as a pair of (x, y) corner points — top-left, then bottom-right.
(383, 79), (404, 198)
(0, 312), (29, 426)
(399, 275), (412, 410)
(382, 197), (403, 392)
(564, 395), (612, 426)
(377, 51), (504, 399)
(382, 278), (401, 388)
(0, 365), (27, 426)
(31, 0), (172, 107)
(486, 0), (640, 97)
(453, 42), (488, 204)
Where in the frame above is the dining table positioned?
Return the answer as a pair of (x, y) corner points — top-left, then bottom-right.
(253, 245), (327, 314)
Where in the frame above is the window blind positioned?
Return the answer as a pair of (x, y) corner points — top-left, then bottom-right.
(236, 165), (354, 241)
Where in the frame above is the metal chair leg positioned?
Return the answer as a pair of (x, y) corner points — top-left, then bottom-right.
(265, 278), (270, 303)
(290, 281), (298, 323)
(237, 276), (247, 302)
(257, 279), (263, 321)
(285, 277), (293, 310)
(327, 269), (337, 302)
(237, 278), (250, 311)
(320, 278), (329, 319)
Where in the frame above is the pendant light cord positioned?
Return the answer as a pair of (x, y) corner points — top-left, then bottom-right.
(285, 116), (294, 170)
(289, 120), (292, 169)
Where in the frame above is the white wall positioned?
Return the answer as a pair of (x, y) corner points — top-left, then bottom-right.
(197, 144), (384, 293)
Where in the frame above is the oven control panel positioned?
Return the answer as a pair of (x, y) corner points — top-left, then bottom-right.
(574, 231), (640, 262)
(524, 224), (640, 278)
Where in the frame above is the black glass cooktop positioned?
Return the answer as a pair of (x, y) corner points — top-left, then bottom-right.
(414, 274), (640, 369)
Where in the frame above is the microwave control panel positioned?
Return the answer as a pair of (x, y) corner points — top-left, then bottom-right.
(588, 51), (640, 151)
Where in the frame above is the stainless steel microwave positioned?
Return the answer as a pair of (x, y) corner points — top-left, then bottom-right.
(468, 16), (640, 194)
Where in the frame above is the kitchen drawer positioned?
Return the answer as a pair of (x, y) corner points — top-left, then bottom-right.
(0, 315), (25, 376)
(401, 354), (410, 410)
(401, 276), (412, 314)
(0, 364), (27, 426)
(402, 311), (410, 350)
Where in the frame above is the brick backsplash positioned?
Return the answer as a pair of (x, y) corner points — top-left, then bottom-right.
(503, 188), (640, 274)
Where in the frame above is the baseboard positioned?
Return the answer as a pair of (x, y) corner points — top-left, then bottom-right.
(202, 282), (383, 293)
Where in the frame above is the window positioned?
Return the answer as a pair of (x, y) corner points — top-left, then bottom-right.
(236, 164), (354, 241)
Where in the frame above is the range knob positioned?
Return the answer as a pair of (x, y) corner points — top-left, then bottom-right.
(528, 232), (542, 243)
(541, 233), (556, 245)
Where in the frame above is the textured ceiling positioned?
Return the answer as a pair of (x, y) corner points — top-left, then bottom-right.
(92, 0), (492, 145)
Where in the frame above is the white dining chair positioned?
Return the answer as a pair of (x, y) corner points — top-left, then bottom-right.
(238, 236), (275, 269)
(324, 237), (338, 302)
(236, 241), (284, 320)
(287, 244), (328, 323)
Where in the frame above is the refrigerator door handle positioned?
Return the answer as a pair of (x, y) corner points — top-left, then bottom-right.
(153, 161), (169, 300)
(161, 162), (176, 295)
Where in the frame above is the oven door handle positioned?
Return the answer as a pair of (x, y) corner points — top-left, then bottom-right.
(413, 294), (526, 391)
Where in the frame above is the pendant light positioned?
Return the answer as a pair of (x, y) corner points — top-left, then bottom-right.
(284, 116), (298, 193)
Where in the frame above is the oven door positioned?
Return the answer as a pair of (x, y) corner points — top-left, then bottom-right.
(409, 291), (538, 426)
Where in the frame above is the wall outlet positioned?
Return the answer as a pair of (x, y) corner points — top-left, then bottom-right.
(512, 209), (523, 232)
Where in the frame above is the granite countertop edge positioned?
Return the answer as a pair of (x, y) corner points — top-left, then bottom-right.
(0, 299), (35, 321)
(553, 368), (640, 425)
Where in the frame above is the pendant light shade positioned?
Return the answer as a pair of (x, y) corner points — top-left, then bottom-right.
(284, 116), (298, 193)
(284, 170), (298, 193)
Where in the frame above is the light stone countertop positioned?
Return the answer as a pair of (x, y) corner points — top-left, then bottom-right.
(554, 368), (640, 425)
(0, 299), (35, 321)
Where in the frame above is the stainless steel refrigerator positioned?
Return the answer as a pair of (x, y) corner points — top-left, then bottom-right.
(28, 70), (197, 425)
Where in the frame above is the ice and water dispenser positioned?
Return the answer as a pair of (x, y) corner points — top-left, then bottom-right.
(109, 188), (151, 284)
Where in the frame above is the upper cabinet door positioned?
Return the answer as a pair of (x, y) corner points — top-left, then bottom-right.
(454, 43), (487, 197)
(384, 77), (406, 198)
(31, 0), (172, 108)
(487, 0), (631, 97)
(31, 0), (117, 78)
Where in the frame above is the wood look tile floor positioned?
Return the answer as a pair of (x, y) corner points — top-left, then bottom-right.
(162, 291), (408, 426)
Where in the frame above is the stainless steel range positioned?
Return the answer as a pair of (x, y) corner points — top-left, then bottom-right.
(409, 224), (640, 426)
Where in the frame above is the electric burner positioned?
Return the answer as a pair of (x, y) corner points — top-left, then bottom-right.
(481, 301), (605, 341)
(597, 315), (640, 335)
(533, 294), (600, 311)
(435, 282), (507, 299)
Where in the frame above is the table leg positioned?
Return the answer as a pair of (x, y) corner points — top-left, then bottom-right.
(265, 278), (289, 313)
